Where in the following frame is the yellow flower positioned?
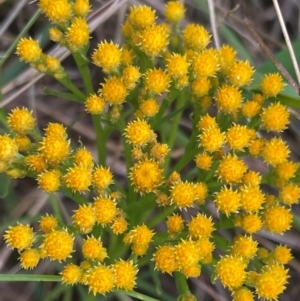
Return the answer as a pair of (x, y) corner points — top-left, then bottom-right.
(41, 0), (72, 24)
(226, 60), (254, 86)
(111, 216), (128, 235)
(215, 256), (246, 291)
(191, 77), (211, 97)
(183, 23), (210, 51)
(241, 214), (262, 234)
(279, 183), (300, 205)
(214, 186), (241, 215)
(140, 99), (160, 117)
(74, 147), (94, 168)
(218, 45), (236, 72)
(216, 154), (247, 184)
(8, 107), (36, 134)
(215, 84), (242, 114)
(112, 260), (138, 290)
(181, 264), (201, 278)
(0, 135), (18, 162)
(19, 248), (40, 270)
(194, 182), (208, 205)
(153, 245), (177, 274)
(192, 49), (219, 78)
(44, 122), (67, 139)
(260, 103), (289, 132)
(165, 1), (185, 23)
(194, 238), (215, 262)
(242, 100), (261, 118)
(92, 166), (113, 190)
(122, 65), (141, 90)
(231, 235), (257, 259)
(240, 185), (265, 212)
(188, 214), (214, 238)
(66, 17), (90, 51)
(16, 38), (42, 63)
(261, 73), (285, 97)
(198, 126), (225, 153)
(232, 287), (254, 301)
(175, 239), (199, 269)
(170, 181), (195, 209)
(248, 138), (265, 157)
(43, 230), (73, 261)
(92, 41), (121, 73)
(275, 161), (297, 181)
(144, 68), (170, 94)
(166, 214), (184, 235)
(120, 48), (134, 65)
(37, 170), (61, 193)
(166, 54), (189, 78)
(100, 77), (127, 105)
(72, 204), (96, 234)
(242, 170), (261, 187)
(155, 192), (170, 206)
(125, 119), (153, 147)
(226, 124), (251, 151)
(121, 20), (133, 39)
(263, 205), (292, 234)
(61, 263), (82, 285)
(273, 245), (293, 264)
(39, 215), (58, 233)
(82, 236), (107, 260)
(262, 137), (290, 166)
(73, 0), (90, 17)
(150, 143), (169, 160)
(87, 265), (114, 295)
(49, 27), (64, 42)
(140, 24), (169, 57)
(25, 154), (47, 173)
(128, 5), (156, 29)
(5, 224), (35, 250)
(93, 197), (117, 225)
(195, 153), (212, 170)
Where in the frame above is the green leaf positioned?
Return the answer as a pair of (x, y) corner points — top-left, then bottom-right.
(43, 87), (83, 102)
(0, 274), (61, 282)
(0, 173), (11, 198)
(212, 233), (230, 251)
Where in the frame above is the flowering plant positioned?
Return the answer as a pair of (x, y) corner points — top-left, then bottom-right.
(1, 1), (300, 300)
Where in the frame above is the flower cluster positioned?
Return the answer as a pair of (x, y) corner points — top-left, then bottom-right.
(4, 1), (299, 300)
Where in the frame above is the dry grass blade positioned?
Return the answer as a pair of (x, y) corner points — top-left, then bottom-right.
(207, 0), (220, 49)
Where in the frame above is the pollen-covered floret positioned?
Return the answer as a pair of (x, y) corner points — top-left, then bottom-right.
(279, 183), (300, 205)
(14, 135), (30, 152)
(122, 65), (141, 90)
(64, 165), (92, 192)
(242, 100), (261, 118)
(40, 0), (72, 24)
(273, 245), (293, 264)
(144, 68), (170, 94)
(140, 99), (159, 117)
(87, 265), (114, 295)
(226, 60), (254, 87)
(166, 54), (189, 78)
(241, 214), (262, 234)
(215, 256), (246, 291)
(165, 1), (185, 23)
(44, 122), (67, 139)
(166, 214), (184, 235)
(261, 73), (285, 97)
(74, 147), (94, 168)
(112, 260), (137, 290)
(92, 166), (113, 191)
(130, 160), (163, 193)
(16, 38), (42, 63)
(214, 186), (241, 215)
(192, 49), (219, 78)
(260, 103), (290, 132)
(226, 124), (251, 151)
(183, 23), (210, 51)
(8, 107), (36, 135)
(175, 239), (199, 269)
(218, 45), (236, 72)
(39, 215), (58, 233)
(188, 214), (214, 238)
(19, 248), (40, 270)
(153, 245), (177, 274)
(198, 126), (225, 153)
(233, 287), (254, 301)
(73, 0), (90, 17)
(262, 137), (290, 166)
(37, 170), (61, 193)
(128, 5), (156, 29)
(100, 77), (127, 105)
(195, 153), (213, 170)
(170, 181), (195, 209)
(66, 17), (90, 51)
(82, 236), (107, 261)
(61, 263), (82, 285)
(93, 197), (117, 225)
(72, 204), (96, 234)
(5, 224), (35, 250)
(240, 185), (265, 212)
(231, 235), (257, 259)
(125, 119), (153, 147)
(43, 229), (73, 261)
(191, 77), (211, 97)
(25, 154), (47, 173)
(0, 135), (18, 162)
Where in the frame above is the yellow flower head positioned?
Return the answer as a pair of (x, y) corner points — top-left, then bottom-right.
(218, 45), (237, 72)
(183, 24), (210, 51)
(111, 216), (128, 235)
(82, 236), (107, 260)
(175, 239), (199, 269)
(66, 17), (90, 52)
(279, 183), (300, 205)
(100, 77), (127, 105)
(170, 181), (195, 209)
(128, 224), (154, 246)
(7, 107), (36, 135)
(273, 245), (293, 264)
(131, 243), (149, 256)
(165, 1), (185, 23)
(242, 170), (261, 187)
(49, 27), (64, 42)
(112, 259), (138, 291)
(140, 24), (169, 57)
(226, 60), (254, 87)
(25, 154), (47, 173)
(43, 229), (73, 261)
(240, 185), (265, 212)
(242, 100), (261, 118)
(198, 126), (225, 153)
(5, 224), (35, 250)
(122, 65), (141, 90)
(214, 186), (241, 215)
(61, 263), (82, 285)
(232, 287), (254, 301)
(262, 137), (290, 166)
(92, 41), (121, 73)
(155, 192), (170, 206)
(216, 154), (247, 184)
(275, 161), (297, 181)
(241, 214), (262, 234)
(64, 165), (92, 193)
(215, 84), (242, 114)
(195, 153), (213, 171)
(150, 143), (169, 160)
(192, 48), (219, 78)
(140, 99), (160, 117)
(121, 20), (133, 39)
(125, 119), (153, 147)
(87, 265), (114, 295)
(37, 170), (61, 193)
(41, 0), (72, 24)
(191, 77), (211, 97)
(153, 245), (177, 274)
(231, 235), (257, 259)
(188, 214), (214, 239)
(194, 182), (208, 205)
(45, 56), (61, 72)
(74, 147), (94, 168)
(226, 124), (251, 151)
(166, 54), (189, 78)
(181, 264), (201, 278)
(93, 197), (117, 225)
(73, 0), (90, 17)
(261, 73), (285, 97)
(16, 38), (42, 63)
(92, 166), (113, 191)
(39, 215), (58, 233)
(0, 135), (18, 162)
(195, 238), (215, 262)
(166, 214), (184, 235)
(72, 204), (96, 234)
(120, 48), (134, 66)
(85, 94), (105, 115)
(248, 138), (264, 157)
(260, 103), (289, 132)
(128, 5), (156, 29)
(144, 68), (170, 94)
(263, 205), (292, 234)
(44, 122), (67, 139)
(19, 248), (40, 270)
(215, 256), (246, 291)
(176, 74), (189, 90)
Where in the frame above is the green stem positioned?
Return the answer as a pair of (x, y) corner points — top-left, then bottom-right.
(58, 76), (85, 101)
(148, 204), (175, 228)
(174, 272), (189, 296)
(92, 115), (106, 165)
(0, 274), (61, 282)
(118, 290), (160, 301)
(49, 193), (64, 223)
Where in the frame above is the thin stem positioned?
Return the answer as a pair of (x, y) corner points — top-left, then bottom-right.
(0, 274), (61, 282)
(92, 115), (106, 165)
(49, 194), (64, 224)
(272, 0), (300, 87)
(58, 76), (86, 101)
(174, 272), (189, 296)
(118, 290), (160, 301)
